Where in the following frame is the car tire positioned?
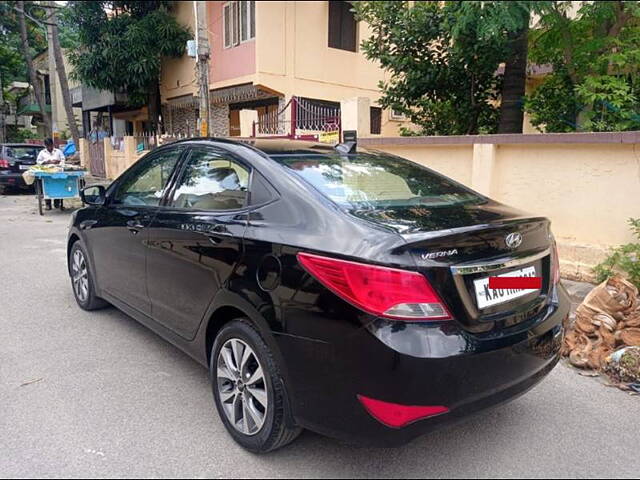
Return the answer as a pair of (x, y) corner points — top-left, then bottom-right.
(69, 241), (109, 311)
(211, 318), (302, 453)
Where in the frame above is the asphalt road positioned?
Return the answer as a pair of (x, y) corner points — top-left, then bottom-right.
(1, 192), (639, 479)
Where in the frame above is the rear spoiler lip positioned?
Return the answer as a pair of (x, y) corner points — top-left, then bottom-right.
(400, 216), (550, 243)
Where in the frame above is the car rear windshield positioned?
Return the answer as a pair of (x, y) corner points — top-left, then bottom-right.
(272, 153), (484, 209)
(6, 147), (39, 161)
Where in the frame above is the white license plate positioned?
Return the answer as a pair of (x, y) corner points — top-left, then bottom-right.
(19, 165), (30, 170)
(473, 266), (538, 309)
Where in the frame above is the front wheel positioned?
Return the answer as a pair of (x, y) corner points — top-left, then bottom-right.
(69, 242), (109, 311)
(211, 319), (302, 453)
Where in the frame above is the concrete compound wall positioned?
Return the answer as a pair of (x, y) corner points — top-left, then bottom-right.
(103, 137), (139, 180)
(84, 131), (640, 282)
(361, 132), (640, 282)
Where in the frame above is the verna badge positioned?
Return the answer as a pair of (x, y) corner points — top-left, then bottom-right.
(505, 232), (523, 249)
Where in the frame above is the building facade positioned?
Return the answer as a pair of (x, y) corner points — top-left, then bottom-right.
(30, 50), (84, 139)
(160, 1), (411, 139)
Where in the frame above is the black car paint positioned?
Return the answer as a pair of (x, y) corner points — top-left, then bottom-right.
(68, 138), (569, 446)
(0, 143), (40, 188)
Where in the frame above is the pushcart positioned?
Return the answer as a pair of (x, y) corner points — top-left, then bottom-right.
(33, 170), (86, 215)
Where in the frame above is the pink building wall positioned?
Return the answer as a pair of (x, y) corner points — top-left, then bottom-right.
(208, 1), (256, 84)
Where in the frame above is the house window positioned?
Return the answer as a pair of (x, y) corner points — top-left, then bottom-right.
(390, 108), (407, 121)
(224, 1), (255, 48)
(328, 1), (357, 52)
(370, 107), (382, 135)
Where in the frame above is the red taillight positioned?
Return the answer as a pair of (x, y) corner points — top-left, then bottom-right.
(358, 395), (449, 428)
(297, 252), (451, 321)
(551, 236), (560, 285)
(0, 159), (9, 169)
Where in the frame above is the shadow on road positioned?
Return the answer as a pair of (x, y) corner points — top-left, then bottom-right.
(0, 187), (36, 196)
(87, 296), (529, 477)
(1, 190), (83, 215)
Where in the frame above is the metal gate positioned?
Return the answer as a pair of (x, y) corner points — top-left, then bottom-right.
(252, 96), (341, 142)
(88, 136), (106, 178)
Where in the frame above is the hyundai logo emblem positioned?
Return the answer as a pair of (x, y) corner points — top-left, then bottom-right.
(505, 232), (523, 249)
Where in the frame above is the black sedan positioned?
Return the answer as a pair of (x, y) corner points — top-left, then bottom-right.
(68, 138), (569, 453)
(0, 143), (40, 191)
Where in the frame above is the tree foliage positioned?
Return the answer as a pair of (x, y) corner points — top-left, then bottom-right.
(355, 1), (549, 136)
(356, 1), (502, 135)
(594, 218), (640, 288)
(66, 1), (191, 129)
(1, 1), (82, 141)
(357, 1), (640, 135)
(524, 71), (578, 132)
(0, 1), (46, 89)
(526, 1), (640, 132)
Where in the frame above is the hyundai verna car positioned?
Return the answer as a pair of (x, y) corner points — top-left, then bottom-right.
(68, 138), (569, 453)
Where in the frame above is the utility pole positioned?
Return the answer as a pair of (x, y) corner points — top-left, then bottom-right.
(194, 1), (210, 137)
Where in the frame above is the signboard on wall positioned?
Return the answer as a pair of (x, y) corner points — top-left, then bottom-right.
(319, 131), (340, 144)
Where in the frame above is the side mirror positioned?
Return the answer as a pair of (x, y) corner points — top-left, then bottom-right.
(81, 185), (106, 206)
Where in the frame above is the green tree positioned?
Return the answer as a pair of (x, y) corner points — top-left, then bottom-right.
(453, 2), (548, 133)
(524, 71), (578, 132)
(355, 1), (548, 136)
(56, 4), (81, 50)
(17, 0), (51, 136)
(527, 1), (640, 132)
(356, 1), (502, 135)
(66, 1), (191, 132)
(0, 1), (48, 141)
(594, 218), (640, 288)
(0, 1), (47, 90)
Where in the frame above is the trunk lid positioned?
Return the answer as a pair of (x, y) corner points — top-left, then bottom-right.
(349, 201), (554, 335)
(4, 145), (39, 172)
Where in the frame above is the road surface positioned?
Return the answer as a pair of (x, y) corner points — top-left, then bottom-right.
(1, 193), (638, 478)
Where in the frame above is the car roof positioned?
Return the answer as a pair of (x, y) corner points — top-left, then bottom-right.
(2, 143), (42, 148)
(236, 138), (339, 156)
(171, 137), (341, 156)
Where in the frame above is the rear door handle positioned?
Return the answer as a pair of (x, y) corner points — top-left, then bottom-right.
(204, 233), (222, 244)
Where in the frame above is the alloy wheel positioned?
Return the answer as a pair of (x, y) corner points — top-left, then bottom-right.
(71, 249), (89, 303)
(216, 338), (269, 436)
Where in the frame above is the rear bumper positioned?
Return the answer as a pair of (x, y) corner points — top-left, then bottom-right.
(279, 284), (569, 447)
(0, 171), (29, 188)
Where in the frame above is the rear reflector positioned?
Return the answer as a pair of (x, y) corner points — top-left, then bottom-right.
(297, 252), (451, 321)
(358, 395), (449, 428)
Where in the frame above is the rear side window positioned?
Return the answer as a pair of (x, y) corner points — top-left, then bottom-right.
(248, 171), (276, 206)
(170, 149), (249, 211)
(6, 147), (39, 161)
(272, 153), (484, 209)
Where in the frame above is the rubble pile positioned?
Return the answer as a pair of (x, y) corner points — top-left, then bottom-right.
(562, 275), (640, 387)
(603, 347), (640, 385)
